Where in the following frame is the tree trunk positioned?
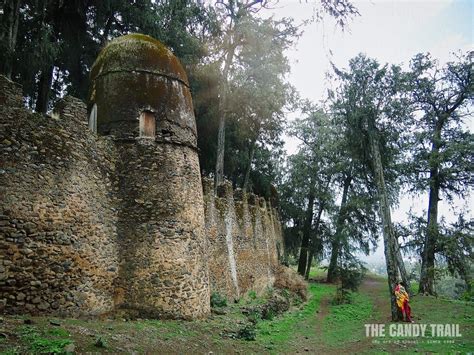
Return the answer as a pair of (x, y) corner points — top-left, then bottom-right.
(0, 0), (21, 78)
(35, 65), (54, 114)
(304, 201), (325, 279)
(419, 125), (442, 295)
(367, 118), (401, 321)
(215, 38), (237, 190)
(304, 250), (313, 280)
(297, 186), (315, 276)
(242, 134), (258, 193)
(327, 173), (352, 283)
(395, 239), (411, 295)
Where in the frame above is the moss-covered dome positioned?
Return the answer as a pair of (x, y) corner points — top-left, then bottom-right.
(88, 34), (196, 144)
(90, 34), (189, 87)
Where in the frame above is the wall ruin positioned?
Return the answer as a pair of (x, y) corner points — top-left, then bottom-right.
(203, 178), (284, 301)
(0, 41), (284, 318)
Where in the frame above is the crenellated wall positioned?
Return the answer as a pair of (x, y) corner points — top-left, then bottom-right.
(203, 178), (284, 301)
(0, 78), (120, 316)
(0, 74), (284, 318)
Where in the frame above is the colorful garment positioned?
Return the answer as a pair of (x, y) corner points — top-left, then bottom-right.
(394, 284), (412, 322)
(394, 284), (409, 308)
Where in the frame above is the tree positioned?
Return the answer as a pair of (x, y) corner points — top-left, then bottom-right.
(286, 107), (335, 277)
(212, 0), (359, 188)
(3, 0), (217, 112)
(0, 0), (21, 78)
(325, 108), (379, 283)
(330, 54), (411, 320)
(407, 52), (473, 295)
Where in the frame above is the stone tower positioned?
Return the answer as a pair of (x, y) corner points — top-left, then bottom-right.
(89, 34), (210, 319)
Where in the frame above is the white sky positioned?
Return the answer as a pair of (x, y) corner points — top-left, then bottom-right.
(262, 0), (473, 264)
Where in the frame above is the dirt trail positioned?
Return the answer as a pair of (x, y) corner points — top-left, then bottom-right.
(289, 276), (391, 354)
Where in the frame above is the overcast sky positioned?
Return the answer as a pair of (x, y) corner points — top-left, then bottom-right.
(263, 0), (473, 264)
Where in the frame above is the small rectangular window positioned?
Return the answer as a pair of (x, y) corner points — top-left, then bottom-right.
(139, 111), (155, 138)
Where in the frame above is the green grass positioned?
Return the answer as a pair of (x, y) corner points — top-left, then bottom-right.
(307, 267), (327, 279)
(16, 324), (73, 354)
(396, 294), (474, 353)
(1, 278), (472, 354)
(257, 283), (335, 350)
(134, 319), (198, 338)
(323, 291), (375, 347)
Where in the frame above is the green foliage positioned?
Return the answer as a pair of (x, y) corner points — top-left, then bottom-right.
(460, 281), (474, 302)
(46, 328), (70, 338)
(3, 0), (218, 111)
(247, 290), (257, 300)
(210, 292), (227, 308)
(94, 336), (107, 348)
(339, 261), (366, 292)
(237, 324), (256, 341)
(18, 325), (72, 354)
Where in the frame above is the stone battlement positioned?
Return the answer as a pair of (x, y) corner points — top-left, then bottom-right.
(0, 35), (284, 319)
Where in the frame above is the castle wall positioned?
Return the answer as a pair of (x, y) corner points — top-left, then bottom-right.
(0, 75), (284, 317)
(0, 80), (119, 316)
(114, 141), (209, 319)
(203, 178), (284, 300)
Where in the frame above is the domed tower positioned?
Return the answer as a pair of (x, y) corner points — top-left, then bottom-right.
(89, 34), (210, 319)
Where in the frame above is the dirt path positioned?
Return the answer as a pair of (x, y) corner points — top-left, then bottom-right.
(288, 276), (392, 354)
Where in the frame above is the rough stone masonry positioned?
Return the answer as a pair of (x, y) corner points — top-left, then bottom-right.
(0, 34), (284, 319)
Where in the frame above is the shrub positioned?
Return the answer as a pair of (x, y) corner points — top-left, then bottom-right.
(273, 265), (308, 301)
(94, 336), (107, 348)
(210, 292), (227, 308)
(332, 259), (367, 305)
(339, 260), (367, 292)
(237, 324), (256, 341)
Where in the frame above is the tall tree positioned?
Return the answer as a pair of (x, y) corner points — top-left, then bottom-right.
(330, 54), (411, 320)
(212, 0), (359, 188)
(407, 52), (473, 295)
(287, 108), (335, 277)
(0, 0), (21, 78)
(3, 0), (217, 111)
(325, 108), (379, 283)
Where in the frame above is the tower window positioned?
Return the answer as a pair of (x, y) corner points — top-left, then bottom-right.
(139, 111), (155, 138)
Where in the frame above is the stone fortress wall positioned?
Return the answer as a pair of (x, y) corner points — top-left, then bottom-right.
(0, 35), (284, 320)
(0, 78), (120, 317)
(203, 179), (284, 301)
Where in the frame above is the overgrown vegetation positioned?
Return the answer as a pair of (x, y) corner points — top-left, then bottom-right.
(1, 276), (472, 353)
(210, 292), (227, 308)
(16, 324), (73, 354)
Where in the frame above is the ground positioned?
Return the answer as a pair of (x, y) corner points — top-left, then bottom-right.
(1, 271), (472, 354)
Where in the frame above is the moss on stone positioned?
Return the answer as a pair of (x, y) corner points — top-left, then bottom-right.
(90, 33), (188, 87)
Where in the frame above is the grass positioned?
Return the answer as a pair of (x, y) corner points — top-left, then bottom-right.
(395, 294), (474, 353)
(307, 267), (327, 279)
(257, 283), (335, 351)
(323, 291), (375, 347)
(1, 277), (472, 354)
(13, 324), (73, 354)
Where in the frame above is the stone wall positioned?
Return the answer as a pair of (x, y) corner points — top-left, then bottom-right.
(0, 76), (119, 316)
(0, 75), (283, 318)
(0, 76), (210, 319)
(203, 178), (284, 301)
(113, 140), (209, 319)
